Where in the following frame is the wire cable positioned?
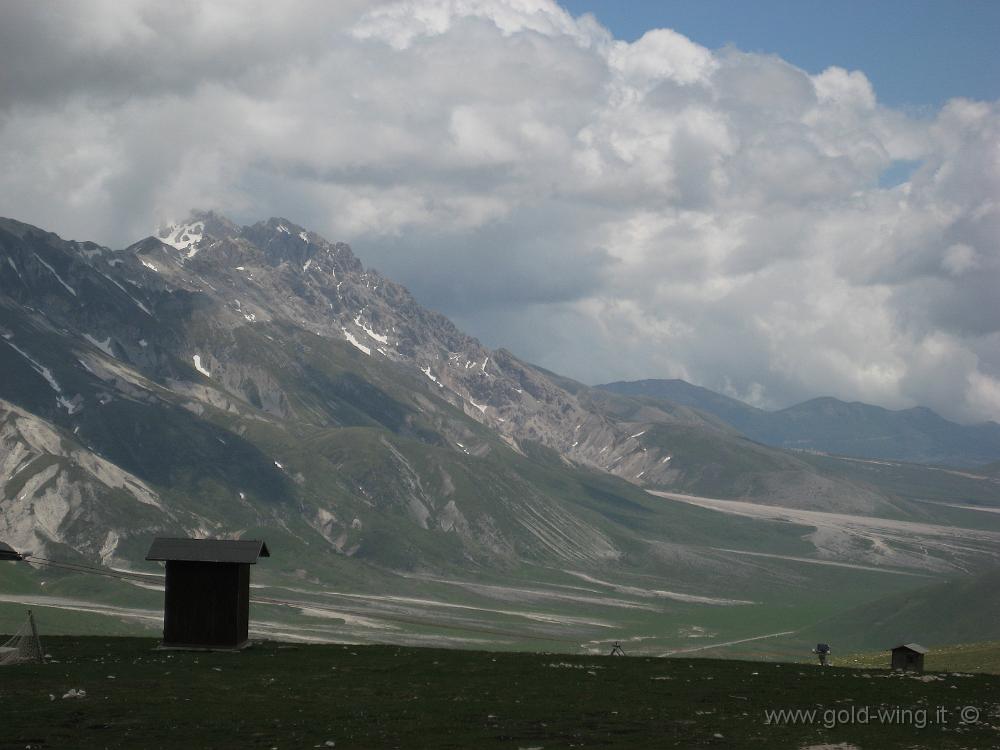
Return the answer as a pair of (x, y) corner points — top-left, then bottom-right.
(22, 555), (162, 583)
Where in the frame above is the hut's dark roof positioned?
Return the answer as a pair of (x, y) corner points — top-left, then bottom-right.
(0, 541), (22, 561)
(892, 643), (928, 654)
(145, 538), (269, 564)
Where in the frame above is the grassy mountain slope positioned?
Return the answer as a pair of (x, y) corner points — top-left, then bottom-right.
(796, 568), (1000, 653)
(800, 452), (1000, 510)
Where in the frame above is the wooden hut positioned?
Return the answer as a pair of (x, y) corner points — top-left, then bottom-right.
(890, 643), (927, 672)
(145, 537), (269, 650)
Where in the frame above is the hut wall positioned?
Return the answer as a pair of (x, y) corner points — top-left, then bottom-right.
(236, 563), (250, 644)
(891, 649), (925, 672)
(163, 560), (243, 647)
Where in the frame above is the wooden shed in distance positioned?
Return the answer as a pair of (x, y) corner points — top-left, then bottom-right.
(145, 537), (269, 650)
(890, 643), (928, 672)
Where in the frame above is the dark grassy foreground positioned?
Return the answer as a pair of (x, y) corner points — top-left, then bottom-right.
(3, 638), (1000, 749)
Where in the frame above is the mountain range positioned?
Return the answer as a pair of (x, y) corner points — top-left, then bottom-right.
(598, 379), (1000, 468)
(2, 211), (999, 653)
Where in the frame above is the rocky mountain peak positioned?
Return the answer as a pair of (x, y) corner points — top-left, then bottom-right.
(117, 213), (717, 485)
(191, 209), (240, 238)
(240, 217), (318, 268)
(239, 217), (361, 274)
(154, 209), (239, 260)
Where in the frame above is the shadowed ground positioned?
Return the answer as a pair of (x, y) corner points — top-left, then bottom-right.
(2, 637), (999, 749)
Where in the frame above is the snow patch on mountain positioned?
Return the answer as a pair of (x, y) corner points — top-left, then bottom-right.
(342, 328), (371, 356)
(354, 314), (389, 344)
(158, 221), (204, 255)
(96, 271), (152, 316)
(3, 339), (62, 395)
(192, 354), (211, 377)
(83, 334), (114, 357)
(72, 241), (106, 260)
(422, 366), (443, 388)
(57, 395), (83, 415)
(32, 253), (76, 296)
(6, 256), (23, 280)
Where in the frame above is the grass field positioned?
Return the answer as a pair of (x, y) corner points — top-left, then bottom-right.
(2, 637), (999, 749)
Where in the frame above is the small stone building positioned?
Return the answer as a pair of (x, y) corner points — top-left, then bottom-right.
(146, 537), (269, 650)
(890, 643), (928, 672)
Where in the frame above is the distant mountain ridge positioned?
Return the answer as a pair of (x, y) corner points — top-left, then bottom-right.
(597, 379), (1000, 467)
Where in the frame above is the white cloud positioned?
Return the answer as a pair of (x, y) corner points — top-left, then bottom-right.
(607, 28), (718, 87)
(351, 0), (600, 50)
(813, 66), (876, 110)
(0, 0), (998, 423)
(942, 243), (980, 276)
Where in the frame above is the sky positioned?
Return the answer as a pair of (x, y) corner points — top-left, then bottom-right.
(0, 1), (998, 423)
(561, 0), (1000, 110)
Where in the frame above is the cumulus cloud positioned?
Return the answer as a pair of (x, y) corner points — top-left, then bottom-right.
(0, 0), (997, 423)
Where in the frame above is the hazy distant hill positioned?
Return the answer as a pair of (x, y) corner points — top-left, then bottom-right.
(598, 379), (1000, 467)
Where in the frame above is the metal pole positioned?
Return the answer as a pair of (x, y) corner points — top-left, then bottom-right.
(27, 609), (43, 664)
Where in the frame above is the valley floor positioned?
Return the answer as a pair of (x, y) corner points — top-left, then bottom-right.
(648, 490), (1000, 574)
(6, 484), (1000, 658)
(3, 637), (1000, 749)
